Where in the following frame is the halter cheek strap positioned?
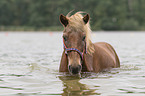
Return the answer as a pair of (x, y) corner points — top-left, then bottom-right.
(63, 38), (87, 60)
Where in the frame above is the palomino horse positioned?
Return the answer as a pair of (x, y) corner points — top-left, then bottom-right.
(59, 12), (120, 75)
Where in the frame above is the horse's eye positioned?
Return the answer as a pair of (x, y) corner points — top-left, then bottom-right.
(82, 36), (86, 41)
(63, 36), (67, 41)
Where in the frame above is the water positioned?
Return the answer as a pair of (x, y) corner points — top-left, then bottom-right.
(0, 31), (145, 96)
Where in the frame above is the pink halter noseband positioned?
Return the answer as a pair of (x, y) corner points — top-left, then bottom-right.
(63, 38), (87, 60)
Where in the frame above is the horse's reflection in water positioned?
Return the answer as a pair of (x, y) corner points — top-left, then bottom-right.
(59, 74), (101, 96)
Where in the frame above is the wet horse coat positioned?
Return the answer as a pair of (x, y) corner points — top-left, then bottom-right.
(59, 12), (120, 74)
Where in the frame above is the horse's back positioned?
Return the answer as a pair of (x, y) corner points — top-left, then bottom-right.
(93, 42), (120, 69)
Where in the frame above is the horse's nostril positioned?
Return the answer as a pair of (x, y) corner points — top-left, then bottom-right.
(68, 65), (72, 71)
(78, 65), (82, 70)
(68, 65), (82, 74)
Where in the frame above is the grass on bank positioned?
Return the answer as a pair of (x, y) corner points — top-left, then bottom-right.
(0, 26), (63, 31)
(0, 25), (145, 31)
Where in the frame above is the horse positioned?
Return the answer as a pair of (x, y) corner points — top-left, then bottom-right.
(59, 12), (120, 75)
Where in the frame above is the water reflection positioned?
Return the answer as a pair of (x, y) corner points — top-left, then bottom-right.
(59, 75), (101, 96)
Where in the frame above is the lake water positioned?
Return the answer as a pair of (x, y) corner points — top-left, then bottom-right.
(0, 31), (145, 96)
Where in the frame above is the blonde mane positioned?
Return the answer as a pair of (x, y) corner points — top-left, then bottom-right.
(66, 12), (94, 55)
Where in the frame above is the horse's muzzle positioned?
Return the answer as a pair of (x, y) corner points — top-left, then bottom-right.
(68, 65), (82, 75)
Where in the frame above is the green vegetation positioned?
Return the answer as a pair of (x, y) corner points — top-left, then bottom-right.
(0, 26), (63, 31)
(0, 0), (145, 31)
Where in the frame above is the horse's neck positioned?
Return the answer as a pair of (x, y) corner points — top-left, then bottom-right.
(83, 44), (103, 72)
(82, 53), (94, 72)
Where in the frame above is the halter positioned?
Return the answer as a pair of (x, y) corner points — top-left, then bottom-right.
(63, 38), (87, 60)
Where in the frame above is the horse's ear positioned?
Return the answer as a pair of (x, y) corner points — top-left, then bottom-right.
(83, 14), (90, 24)
(60, 14), (69, 27)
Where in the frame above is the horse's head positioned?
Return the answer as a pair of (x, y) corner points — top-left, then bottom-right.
(60, 12), (90, 75)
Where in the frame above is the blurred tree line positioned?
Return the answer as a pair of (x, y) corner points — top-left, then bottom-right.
(0, 0), (145, 31)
